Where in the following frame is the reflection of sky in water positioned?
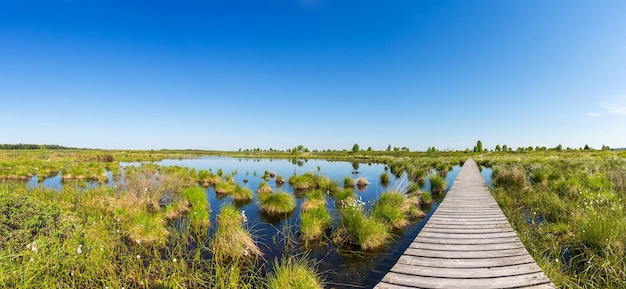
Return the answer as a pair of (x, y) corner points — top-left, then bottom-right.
(20, 156), (492, 288)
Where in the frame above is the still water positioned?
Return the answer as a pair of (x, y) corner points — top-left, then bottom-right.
(25, 157), (492, 288)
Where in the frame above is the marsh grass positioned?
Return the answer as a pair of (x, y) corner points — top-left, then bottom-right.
(490, 156), (626, 288)
(420, 191), (433, 205)
(233, 184), (253, 202)
(215, 181), (235, 195)
(211, 204), (261, 262)
(180, 186), (210, 231)
(300, 206), (331, 241)
(379, 173), (390, 187)
(258, 190), (296, 215)
(428, 174), (446, 194)
(343, 177), (354, 188)
(301, 190), (326, 212)
(334, 189), (356, 208)
(289, 173), (317, 191)
(265, 255), (324, 289)
(371, 191), (409, 229)
(332, 203), (390, 251)
(257, 181), (273, 194)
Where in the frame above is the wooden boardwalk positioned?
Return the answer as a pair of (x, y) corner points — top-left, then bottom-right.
(375, 159), (555, 289)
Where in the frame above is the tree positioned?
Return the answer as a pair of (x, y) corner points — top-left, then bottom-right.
(502, 144), (508, 152)
(351, 143), (360, 153)
(556, 144), (562, 151)
(475, 140), (483, 152)
(367, 146), (372, 151)
(495, 144), (501, 151)
(584, 144), (591, 150)
(386, 144), (391, 151)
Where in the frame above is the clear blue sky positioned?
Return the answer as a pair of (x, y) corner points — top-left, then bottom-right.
(1, 1), (625, 151)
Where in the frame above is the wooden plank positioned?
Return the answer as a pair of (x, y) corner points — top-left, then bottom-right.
(410, 241), (525, 251)
(374, 159), (554, 288)
(397, 255), (537, 268)
(418, 231), (518, 239)
(381, 271), (552, 289)
(403, 247), (530, 259)
(414, 236), (521, 245)
(390, 262), (544, 279)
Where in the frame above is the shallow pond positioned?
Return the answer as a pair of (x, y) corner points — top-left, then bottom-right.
(22, 157), (493, 288)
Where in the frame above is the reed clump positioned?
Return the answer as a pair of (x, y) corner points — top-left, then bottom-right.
(257, 181), (273, 194)
(211, 204), (261, 261)
(332, 199), (390, 251)
(232, 184), (253, 202)
(258, 190), (296, 215)
(428, 174), (446, 194)
(371, 191), (409, 229)
(265, 256), (324, 289)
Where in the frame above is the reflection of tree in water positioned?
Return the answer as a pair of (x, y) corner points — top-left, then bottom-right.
(351, 162), (360, 174)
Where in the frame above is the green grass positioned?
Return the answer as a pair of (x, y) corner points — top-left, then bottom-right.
(215, 181), (235, 195)
(265, 256), (324, 289)
(428, 174), (446, 194)
(233, 184), (253, 202)
(420, 191), (433, 204)
(343, 177), (354, 188)
(489, 156), (626, 288)
(332, 205), (390, 251)
(180, 186), (210, 230)
(334, 189), (356, 208)
(211, 204), (261, 261)
(258, 191), (297, 215)
(300, 206), (331, 241)
(317, 176), (340, 193)
(371, 191), (409, 229)
(289, 173), (318, 191)
(379, 173), (390, 187)
(257, 181), (273, 194)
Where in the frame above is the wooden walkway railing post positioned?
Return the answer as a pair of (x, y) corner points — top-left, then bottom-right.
(375, 159), (555, 289)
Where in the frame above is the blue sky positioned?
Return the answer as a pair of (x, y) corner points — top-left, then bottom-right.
(1, 1), (625, 151)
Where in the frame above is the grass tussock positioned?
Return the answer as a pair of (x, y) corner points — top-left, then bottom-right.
(420, 191), (433, 205)
(265, 256), (324, 289)
(211, 204), (261, 261)
(257, 181), (273, 194)
(301, 190), (326, 212)
(428, 174), (446, 194)
(300, 206), (332, 241)
(258, 190), (296, 215)
(371, 191), (409, 229)
(215, 181), (235, 195)
(379, 173), (390, 187)
(180, 186), (210, 230)
(343, 177), (354, 188)
(332, 202), (390, 251)
(233, 184), (253, 202)
(289, 173), (318, 191)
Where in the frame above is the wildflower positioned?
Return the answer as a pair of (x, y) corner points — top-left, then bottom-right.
(173, 258), (177, 262)
(136, 255), (141, 259)
(116, 229), (120, 233)
(136, 239), (141, 244)
(77, 244), (83, 254)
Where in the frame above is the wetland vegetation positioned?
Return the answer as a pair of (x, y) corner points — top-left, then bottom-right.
(1, 146), (625, 288)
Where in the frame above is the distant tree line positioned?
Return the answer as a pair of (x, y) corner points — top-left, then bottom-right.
(0, 144), (71, 150)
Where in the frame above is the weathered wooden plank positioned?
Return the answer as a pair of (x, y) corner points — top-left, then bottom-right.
(420, 227), (514, 234)
(410, 241), (524, 251)
(374, 159), (554, 288)
(397, 254), (537, 268)
(404, 247), (530, 259)
(418, 231), (518, 239)
(381, 271), (552, 289)
(414, 236), (520, 245)
(390, 262), (543, 279)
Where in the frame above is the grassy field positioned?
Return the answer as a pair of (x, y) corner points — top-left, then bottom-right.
(1, 147), (625, 288)
(482, 150), (626, 288)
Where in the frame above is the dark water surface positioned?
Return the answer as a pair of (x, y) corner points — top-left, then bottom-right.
(24, 157), (493, 288)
